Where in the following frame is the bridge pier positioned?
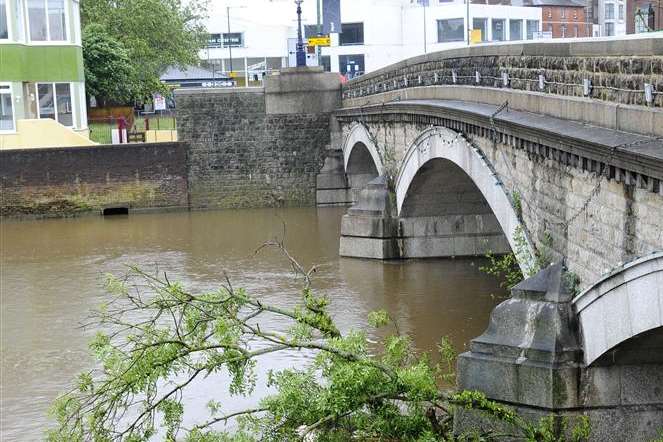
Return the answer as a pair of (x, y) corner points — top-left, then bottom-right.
(315, 150), (353, 207)
(456, 258), (663, 441)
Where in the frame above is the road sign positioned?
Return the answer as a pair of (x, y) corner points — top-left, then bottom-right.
(307, 36), (331, 47)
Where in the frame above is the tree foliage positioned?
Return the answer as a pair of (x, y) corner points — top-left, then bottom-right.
(82, 24), (135, 107)
(81, 0), (208, 103)
(49, 242), (590, 441)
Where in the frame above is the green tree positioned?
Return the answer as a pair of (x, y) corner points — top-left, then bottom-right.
(81, 0), (208, 103)
(82, 24), (135, 107)
(48, 243), (590, 441)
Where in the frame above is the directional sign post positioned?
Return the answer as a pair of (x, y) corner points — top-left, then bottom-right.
(307, 36), (331, 47)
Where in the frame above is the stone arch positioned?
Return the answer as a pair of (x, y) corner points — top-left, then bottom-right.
(342, 123), (385, 177)
(573, 252), (663, 366)
(394, 127), (535, 271)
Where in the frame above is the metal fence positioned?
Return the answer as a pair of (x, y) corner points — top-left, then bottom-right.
(88, 110), (177, 144)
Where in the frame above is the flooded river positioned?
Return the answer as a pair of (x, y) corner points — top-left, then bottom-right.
(0, 207), (505, 440)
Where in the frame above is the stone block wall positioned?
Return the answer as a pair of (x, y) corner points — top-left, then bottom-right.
(342, 117), (662, 287)
(342, 38), (663, 107)
(176, 88), (331, 209)
(0, 142), (189, 217)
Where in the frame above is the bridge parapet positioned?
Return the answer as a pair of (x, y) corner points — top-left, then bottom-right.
(344, 37), (662, 107)
(341, 37), (663, 137)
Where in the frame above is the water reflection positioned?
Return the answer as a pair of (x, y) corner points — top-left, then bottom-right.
(0, 208), (505, 440)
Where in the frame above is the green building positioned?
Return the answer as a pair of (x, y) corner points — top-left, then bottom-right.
(1, 0), (89, 144)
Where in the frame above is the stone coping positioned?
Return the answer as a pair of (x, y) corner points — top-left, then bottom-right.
(342, 86), (663, 138)
(573, 251), (663, 313)
(345, 36), (663, 86)
(174, 87), (264, 95)
(0, 141), (187, 154)
(334, 99), (663, 180)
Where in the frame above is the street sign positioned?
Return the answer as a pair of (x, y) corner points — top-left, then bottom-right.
(307, 36), (331, 46)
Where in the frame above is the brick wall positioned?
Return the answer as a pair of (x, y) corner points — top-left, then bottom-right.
(0, 142), (189, 217)
(176, 89), (330, 209)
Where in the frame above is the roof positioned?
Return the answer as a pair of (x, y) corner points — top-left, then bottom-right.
(160, 66), (220, 82)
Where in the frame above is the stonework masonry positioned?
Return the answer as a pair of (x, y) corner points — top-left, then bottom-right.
(336, 115), (662, 288)
(342, 38), (663, 108)
(176, 69), (340, 209)
(0, 142), (188, 217)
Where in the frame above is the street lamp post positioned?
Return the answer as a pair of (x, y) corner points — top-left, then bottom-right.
(295, 0), (307, 67)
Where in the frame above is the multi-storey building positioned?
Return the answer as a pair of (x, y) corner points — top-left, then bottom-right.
(526, 0), (591, 37)
(596, 0), (628, 35)
(0, 0), (88, 143)
(201, 0), (542, 80)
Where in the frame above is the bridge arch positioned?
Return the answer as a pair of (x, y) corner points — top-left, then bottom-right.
(573, 252), (663, 366)
(395, 127), (535, 272)
(341, 124), (385, 195)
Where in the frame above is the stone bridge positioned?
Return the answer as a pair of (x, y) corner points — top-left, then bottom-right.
(315, 37), (663, 440)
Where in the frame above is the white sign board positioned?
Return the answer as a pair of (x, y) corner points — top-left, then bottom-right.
(153, 94), (167, 111)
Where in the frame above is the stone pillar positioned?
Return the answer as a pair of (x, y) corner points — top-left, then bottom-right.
(455, 263), (584, 435)
(339, 176), (399, 259)
(316, 150), (352, 207)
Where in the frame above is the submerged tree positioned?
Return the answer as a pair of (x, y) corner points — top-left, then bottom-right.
(48, 242), (590, 441)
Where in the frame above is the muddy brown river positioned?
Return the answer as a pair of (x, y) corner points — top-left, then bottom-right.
(0, 207), (505, 440)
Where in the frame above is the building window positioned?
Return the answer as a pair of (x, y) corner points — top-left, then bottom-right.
(28, 0), (67, 42)
(0, 84), (14, 131)
(222, 32), (243, 48)
(36, 82), (73, 127)
(618, 4), (624, 20)
(339, 22), (363, 45)
(574, 24), (579, 36)
(561, 23), (567, 37)
(320, 55), (331, 72)
(548, 23), (553, 33)
(437, 18), (464, 42)
(339, 54), (364, 79)
(604, 21), (614, 35)
(605, 3), (615, 19)
(0, 0), (8, 39)
(492, 18), (506, 40)
(526, 20), (539, 39)
(473, 18), (487, 41)
(560, 7), (566, 18)
(635, 7), (651, 32)
(509, 19), (522, 40)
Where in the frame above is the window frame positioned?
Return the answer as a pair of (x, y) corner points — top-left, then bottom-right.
(509, 19), (523, 41)
(0, 0), (9, 41)
(437, 18), (465, 43)
(0, 83), (16, 133)
(604, 3), (615, 20)
(26, 0), (70, 44)
(35, 81), (74, 128)
(526, 19), (540, 39)
(339, 22), (364, 46)
(491, 18), (506, 41)
(473, 17), (488, 42)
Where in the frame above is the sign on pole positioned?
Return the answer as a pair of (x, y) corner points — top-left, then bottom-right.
(322, 0), (341, 34)
(307, 36), (331, 46)
(153, 94), (166, 111)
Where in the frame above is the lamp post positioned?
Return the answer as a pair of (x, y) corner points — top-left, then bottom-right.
(295, 0), (307, 67)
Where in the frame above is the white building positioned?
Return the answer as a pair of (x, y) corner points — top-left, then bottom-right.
(596, 0), (627, 36)
(201, 0), (542, 81)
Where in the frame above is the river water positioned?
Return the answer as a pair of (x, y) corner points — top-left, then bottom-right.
(0, 207), (505, 440)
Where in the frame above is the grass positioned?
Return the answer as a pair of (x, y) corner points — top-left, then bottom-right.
(88, 116), (177, 144)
